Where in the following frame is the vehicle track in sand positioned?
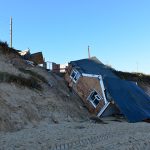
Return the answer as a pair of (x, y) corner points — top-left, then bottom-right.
(51, 129), (150, 150)
(0, 121), (150, 150)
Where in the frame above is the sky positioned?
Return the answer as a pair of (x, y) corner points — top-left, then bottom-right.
(0, 0), (150, 74)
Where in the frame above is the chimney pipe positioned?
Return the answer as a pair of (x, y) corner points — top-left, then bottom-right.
(10, 17), (12, 48)
(88, 45), (91, 59)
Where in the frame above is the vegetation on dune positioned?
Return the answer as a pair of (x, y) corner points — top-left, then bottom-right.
(18, 68), (48, 83)
(0, 40), (48, 89)
(113, 70), (150, 84)
(0, 71), (42, 90)
(0, 41), (20, 55)
(0, 41), (9, 48)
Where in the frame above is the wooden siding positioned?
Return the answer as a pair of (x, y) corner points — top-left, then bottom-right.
(65, 65), (105, 115)
(75, 76), (105, 114)
(29, 52), (44, 64)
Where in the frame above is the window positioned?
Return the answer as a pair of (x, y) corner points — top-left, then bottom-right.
(104, 89), (112, 102)
(87, 90), (103, 108)
(70, 69), (80, 83)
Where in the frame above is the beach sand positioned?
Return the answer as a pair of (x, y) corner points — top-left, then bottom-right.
(0, 118), (150, 150)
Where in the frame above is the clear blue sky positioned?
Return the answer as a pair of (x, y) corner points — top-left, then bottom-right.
(0, 0), (150, 74)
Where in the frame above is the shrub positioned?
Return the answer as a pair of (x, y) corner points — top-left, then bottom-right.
(18, 68), (48, 83)
(113, 70), (150, 84)
(0, 72), (42, 90)
(0, 41), (9, 53)
(0, 41), (9, 48)
(0, 41), (20, 56)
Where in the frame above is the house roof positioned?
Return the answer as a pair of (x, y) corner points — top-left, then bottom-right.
(70, 57), (118, 78)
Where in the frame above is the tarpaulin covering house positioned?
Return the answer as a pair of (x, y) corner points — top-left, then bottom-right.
(66, 57), (150, 122)
(104, 77), (150, 122)
(70, 57), (118, 79)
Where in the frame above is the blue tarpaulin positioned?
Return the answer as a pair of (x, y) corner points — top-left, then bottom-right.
(70, 57), (118, 78)
(104, 77), (150, 122)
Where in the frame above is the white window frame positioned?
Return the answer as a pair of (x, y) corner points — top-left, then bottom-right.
(70, 69), (80, 83)
(82, 73), (109, 117)
(82, 73), (108, 104)
(87, 90), (103, 108)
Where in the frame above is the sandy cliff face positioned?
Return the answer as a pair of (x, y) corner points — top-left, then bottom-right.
(0, 47), (89, 132)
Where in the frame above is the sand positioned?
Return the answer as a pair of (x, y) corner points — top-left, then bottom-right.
(0, 118), (150, 150)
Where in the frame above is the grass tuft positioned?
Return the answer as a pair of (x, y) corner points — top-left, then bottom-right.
(0, 41), (9, 48)
(0, 72), (42, 90)
(18, 68), (48, 83)
(113, 70), (150, 84)
(0, 41), (20, 55)
(0, 41), (9, 53)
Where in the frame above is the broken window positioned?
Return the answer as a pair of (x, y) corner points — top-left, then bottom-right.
(104, 89), (112, 102)
(70, 69), (80, 83)
(87, 90), (103, 108)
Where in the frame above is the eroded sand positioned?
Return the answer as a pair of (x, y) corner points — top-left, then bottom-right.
(0, 118), (150, 150)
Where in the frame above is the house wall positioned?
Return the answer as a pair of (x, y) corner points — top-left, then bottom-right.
(52, 63), (68, 73)
(75, 76), (105, 114)
(29, 52), (44, 64)
(65, 65), (105, 115)
(52, 63), (60, 73)
(65, 65), (73, 84)
(60, 64), (68, 73)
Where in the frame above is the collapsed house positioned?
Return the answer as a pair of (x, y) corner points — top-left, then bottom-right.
(65, 57), (150, 122)
(18, 49), (44, 65)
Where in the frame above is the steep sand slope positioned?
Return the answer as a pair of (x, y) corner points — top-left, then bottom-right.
(0, 47), (89, 132)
